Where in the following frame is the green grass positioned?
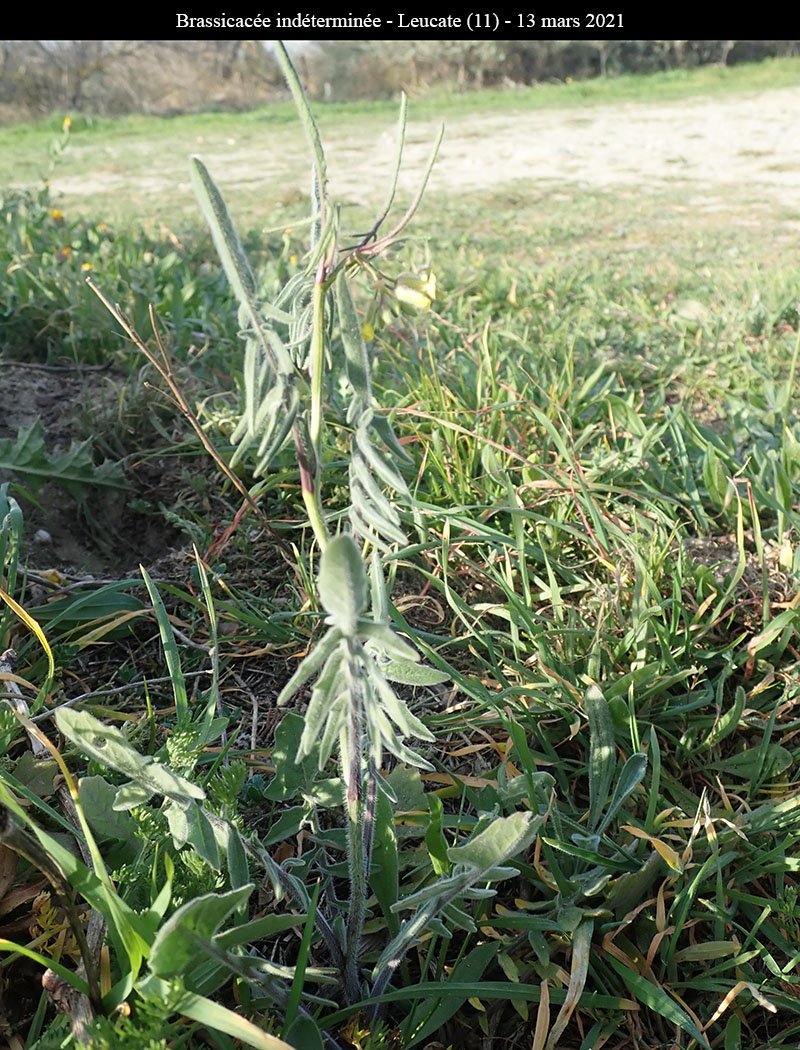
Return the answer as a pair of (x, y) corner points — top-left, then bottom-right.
(2, 60), (800, 1050)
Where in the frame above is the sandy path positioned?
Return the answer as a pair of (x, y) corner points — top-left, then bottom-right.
(52, 84), (800, 212)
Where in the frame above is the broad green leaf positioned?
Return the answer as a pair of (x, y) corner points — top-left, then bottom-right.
(57, 709), (204, 802)
(164, 799), (220, 869)
(284, 1016), (323, 1050)
(11, 753), (56, 798)
(263, 711), (320, 799)
(371, 786), (400, 933)
(79, 776), (136, 842)
(148, 885), (254, 977)
(714, 743), (793, 780)
(376, 658), (451, 687)
(263, 805), (307, 847)
(318, 534), (367, 634)
(448, 811), (539, 870)
(724, 1013), (741, 1050)
(386, 765), (427, 813)
(0, 420), (126, 497)
(426, 794), (450, 876)
(113, 782), (154, 810)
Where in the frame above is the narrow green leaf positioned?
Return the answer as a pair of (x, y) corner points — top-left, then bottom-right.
(405, 941), (498, 1047)
(284, 880), (321, 1034)
(138, 974), (296, 1050)
(140, 565), (188, 725)
(274, 42), (328, 202)
(276, 628), (341, 706)
(597, 752), (648, 835)
(336, 272), (372, 404)
(606, 955), (710, 1047)
(318, 534), (367, 635)
(545, 919), (593, 1050)
(370, 665), (434, 741)
(299, 651), (344, 762)
(747, 604), (800, 656)
(0, 939), (90, 998)
(149, 885), (254, 977)
(585, 685), (616, 829)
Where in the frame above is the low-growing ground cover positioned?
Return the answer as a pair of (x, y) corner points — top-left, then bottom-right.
(1, 54), (800, 1050)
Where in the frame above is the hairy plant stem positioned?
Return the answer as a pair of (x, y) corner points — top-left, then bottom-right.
(293, 417), (330, 551)
(343, 639), (368, 1002)
(309, 265), (328, 470)
(363, 758), (379, 875)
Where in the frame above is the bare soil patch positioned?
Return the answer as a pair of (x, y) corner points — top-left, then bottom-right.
(51, 86), (800, 216)
(0, 362), (180, 574)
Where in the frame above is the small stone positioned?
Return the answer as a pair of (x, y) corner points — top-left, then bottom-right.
(33, 529), (53, 545)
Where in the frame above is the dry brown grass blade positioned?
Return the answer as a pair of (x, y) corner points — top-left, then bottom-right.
(85, 278), (293, 562)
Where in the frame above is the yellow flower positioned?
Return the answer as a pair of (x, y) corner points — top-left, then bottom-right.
(49, 209), (64, 222)
(289, 254), (298, 265)
(81, 261), (93, 271)
(62, 117), (72, 131)
(58, 246), (73, 258)
(393, 269), (437, 313)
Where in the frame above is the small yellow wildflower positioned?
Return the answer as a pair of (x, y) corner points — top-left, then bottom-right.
(58, 246), (73, 258)
(289, 254), (298, 265)
(49, 209), (64, 222)
(81, 262), (93, 271)
(62, 117), (72, 131)
(393, 269), (437, 312)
